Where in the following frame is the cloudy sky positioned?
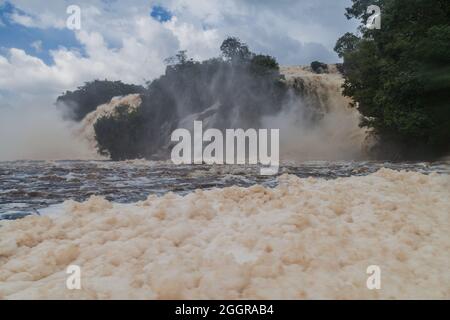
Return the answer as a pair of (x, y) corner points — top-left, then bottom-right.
(0, 0), (359, 108)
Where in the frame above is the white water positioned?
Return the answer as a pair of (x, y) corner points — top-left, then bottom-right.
(0, 104), (98, 161)
(0, 169), (448, 299)
(173, 65), (368, 161)
(272, 66), (367, 160)
(0, 66), (367, 161)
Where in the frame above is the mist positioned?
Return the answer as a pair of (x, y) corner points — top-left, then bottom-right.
(0, 39), (368, 163)
(173, 64), (367, 162)
(0, 103), (99, 161)
(262, 66), (367, 161)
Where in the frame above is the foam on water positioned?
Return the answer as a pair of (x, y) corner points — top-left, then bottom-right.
(0, 169), (448, 299)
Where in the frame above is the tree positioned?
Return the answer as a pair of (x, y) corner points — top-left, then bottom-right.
(57, 80), (144, 121)
(250, 54), (279, 76)
(220, 37), (252, 62)
(334, 33), (360, 58)
(310, 61), (328, 74)
(164, 50), (195, 68)
(94, 106), (143, 160)
(335, 0), (450, 159)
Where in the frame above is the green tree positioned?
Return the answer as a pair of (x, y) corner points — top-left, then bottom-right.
(250, 54), (279, 76)
(57, 80), (144, 121)
(310, 61), (328, 74)
(334, 33), (360, 58)
(220, 37), (252, 62)
(335, 0), (450, 159)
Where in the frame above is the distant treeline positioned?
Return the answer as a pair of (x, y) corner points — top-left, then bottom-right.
(335, 0), (450, 159)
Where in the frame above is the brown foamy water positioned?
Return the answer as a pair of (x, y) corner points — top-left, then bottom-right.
(0, 163), (449, 299)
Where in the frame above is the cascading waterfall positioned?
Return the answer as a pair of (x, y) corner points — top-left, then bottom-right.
(267, 65), (367, 160)
(79, 65), (367, 161)
(175, 64), (368, 161)
(78, 94), (142, 155)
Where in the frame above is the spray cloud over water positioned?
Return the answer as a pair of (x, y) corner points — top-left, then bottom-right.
(264, 66), (366, 161)
(2, 38), (367, 162)
(71, 39), (368, 162)
(0, 102), (99, 161)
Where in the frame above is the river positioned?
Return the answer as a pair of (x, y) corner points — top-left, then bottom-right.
(1, 160), (448, 220)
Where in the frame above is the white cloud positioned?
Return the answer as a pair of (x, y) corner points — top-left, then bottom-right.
(30, 40), (43, 52)
(8, 11), (36, 27)
(6, 0), (358, 61)
(6, 4), (66, 29)
(0, 0), (358, 107)
(0, 0), (361, 160)
(0, 10), (183, 98)
(164, 17), (220, 60)
(0, 2), (222, 103)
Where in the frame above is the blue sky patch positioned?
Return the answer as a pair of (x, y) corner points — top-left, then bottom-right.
(0, 1), (84, 65)
(150, 5), (172, 23)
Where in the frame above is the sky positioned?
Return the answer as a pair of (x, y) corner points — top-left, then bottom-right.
(0, 0), (359, 109)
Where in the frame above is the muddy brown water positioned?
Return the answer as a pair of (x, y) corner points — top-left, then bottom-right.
(0, 160), (448, 220)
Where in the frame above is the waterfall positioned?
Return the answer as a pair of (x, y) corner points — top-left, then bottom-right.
(263, 65), (367, 161)
(78, 94), (142, 155)
(79, 66), (367, 161)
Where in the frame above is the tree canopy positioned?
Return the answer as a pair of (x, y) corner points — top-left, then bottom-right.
(335, 0), (450, 159)
(57, 80), (145, 121)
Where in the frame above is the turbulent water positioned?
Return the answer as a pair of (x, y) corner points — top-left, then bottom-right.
(275, 66), (367, 160)
(72, 65), (368, 161)
(0, 163), (449, 299)
(1, 65), (449, 299)
(1, 160), (448, 220)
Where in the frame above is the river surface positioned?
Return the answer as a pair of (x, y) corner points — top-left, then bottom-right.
(0, 160), (448, 220)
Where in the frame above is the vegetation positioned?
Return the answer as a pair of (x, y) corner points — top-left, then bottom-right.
(59, 3), (450, 162)
(88, 37), (289, 160)
(57, 80), (145, 121)
(310, 61), (328, 74)
(335, 0), (450, 159)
